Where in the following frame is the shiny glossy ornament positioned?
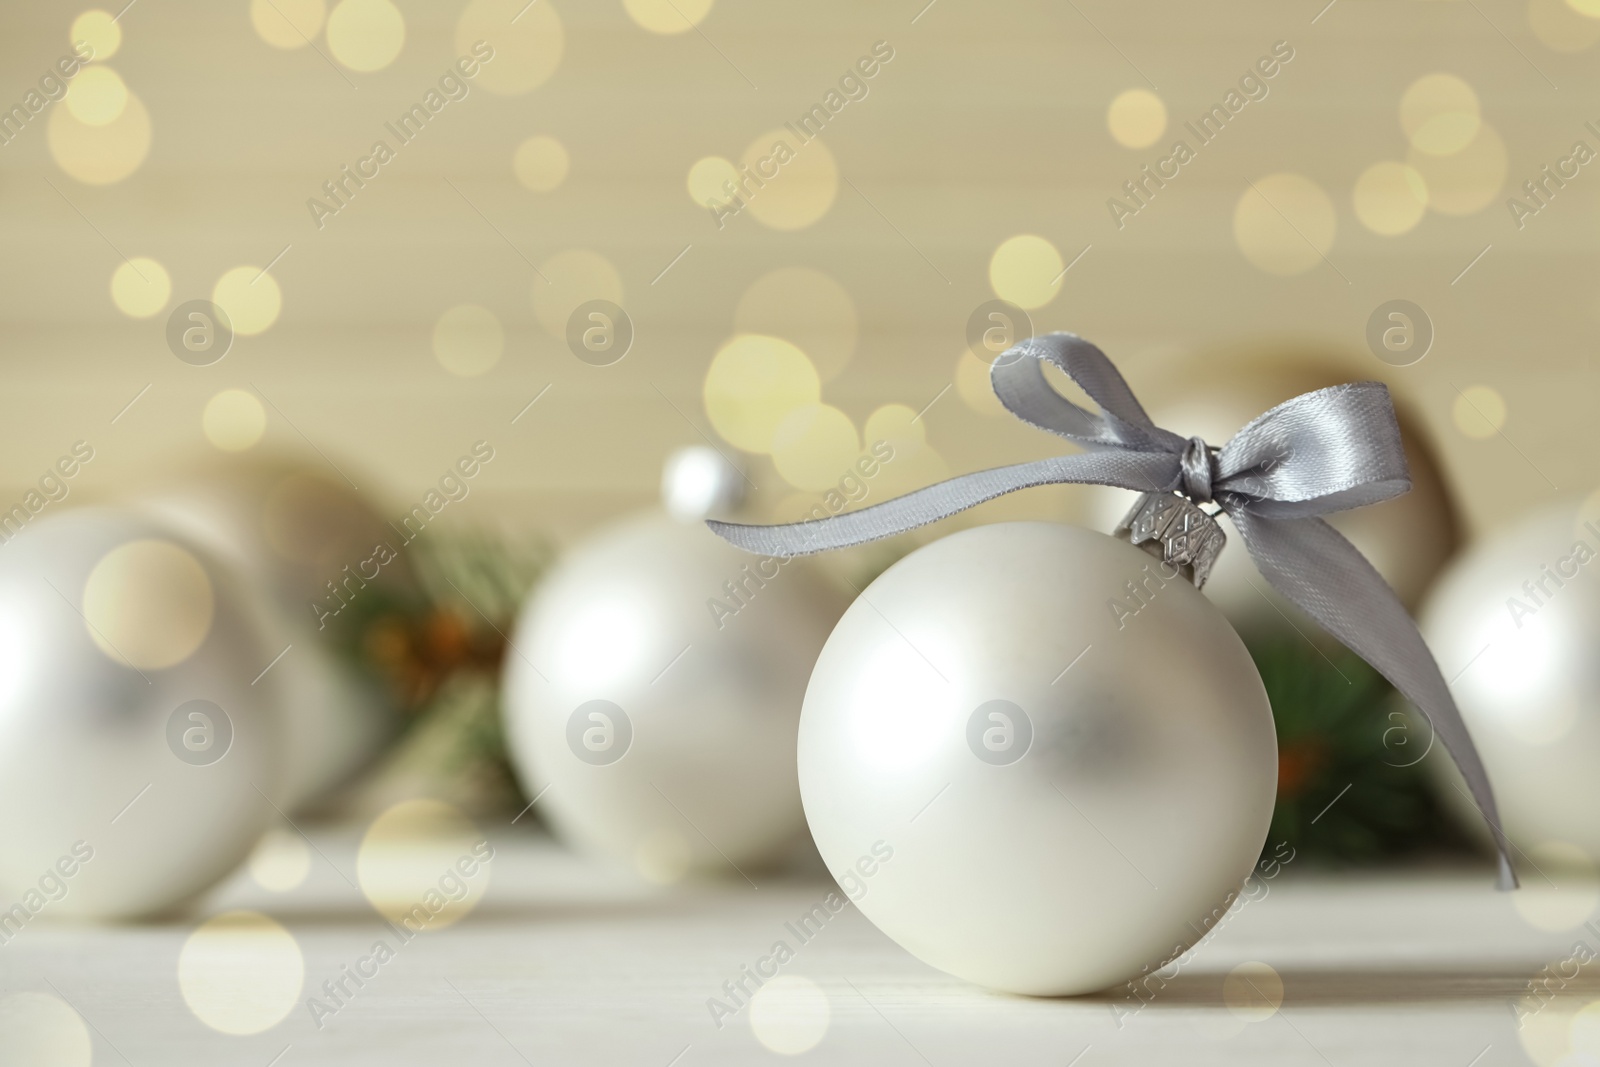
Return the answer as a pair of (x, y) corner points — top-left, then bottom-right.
(661, 446), (745, 523)
(798, 522), (1276, 995)
(137, 459), (411, 807)
(503, 512), (843, 879)
(0, 508), (284, 918)
(1419, 501), (1600, 861)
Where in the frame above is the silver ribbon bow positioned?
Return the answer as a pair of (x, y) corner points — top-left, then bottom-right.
(710, 332), (1516, 889)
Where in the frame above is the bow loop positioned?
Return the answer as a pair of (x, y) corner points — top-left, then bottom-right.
(1215, 382), (1413, 518)
(991, 334), (1186, 455)
(708, 331), (1516, 889)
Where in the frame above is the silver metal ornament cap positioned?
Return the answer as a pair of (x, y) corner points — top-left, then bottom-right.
(1114, 491), (1227, 590)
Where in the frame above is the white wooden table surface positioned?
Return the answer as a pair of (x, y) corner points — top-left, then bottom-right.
(3, 826), (1594, 1067)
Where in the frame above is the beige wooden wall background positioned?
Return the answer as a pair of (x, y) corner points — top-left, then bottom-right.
(1, 0), (1594, 544)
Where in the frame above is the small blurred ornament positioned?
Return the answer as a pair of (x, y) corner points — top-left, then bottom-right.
(661, 445), (744, 522)
(0, 508), (283, 918)
(1083, 352), (1459, 628)
(502, 447), (843, 879)
(1420, 499), (1600, 863)
(136, 458), (416, 808)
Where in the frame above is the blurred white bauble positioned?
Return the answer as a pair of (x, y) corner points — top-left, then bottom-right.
(502, 508), (844, 880)
(1419, 500), (1600, 862)
(799, 523), (1276, 995)
(661, 446), (745, 522)
(137, 459), (411, 808)
(1083, 361), (1458, 628)
(0, 508), (284, 918)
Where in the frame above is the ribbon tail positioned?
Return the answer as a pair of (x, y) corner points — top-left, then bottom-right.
(1229, 509), (1518, 890)
(709, 451), (1180, 556)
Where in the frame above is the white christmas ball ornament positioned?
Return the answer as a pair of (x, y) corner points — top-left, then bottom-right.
(503, 513), (842, 877)
(1419, 501), (1600, 861)
(137, 460), (411, 808)
(799, 522), (1276, 995)
(661, 446), (745, 523)
(0, 508), (284, 918)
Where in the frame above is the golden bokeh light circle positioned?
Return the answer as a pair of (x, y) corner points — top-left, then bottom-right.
(1233, 173), (1337, 276)
(1223, 961), (1284, 1021)
(178, 911), (304, 1035)
(110, 256), (171, 318)
(871, 441), (948, 501)
(1406, 122), (1506, 216)
(989, 234), (1064, 309)
(1400, 73), (1481, 157)
(213, 266), (283, 336)
(687, 155), (739, 208)
(532, 248), (623, 337)
(357, 798), (492, 931)
(82, 539), (215, 670)
(734, 267), (857, 382)
(0, 992), (91, 1067)
(749, 975), (830, 1055)
(457, 0), (564, 96)
(249, 828), (312, 892)
(1352, 161), (1429, 236)
(250, 0), (327, 49)
(625, 0), (714, 33)
(772, 403), (860, 491)
(47, 89), (150, 185)
(433, 304), (505, 377)
(1452, 384), (1507, 438)
(955, 350), (1006, 417)
(1572, 998), (1600, 1059)
(326, 0), (405, 72)
(863, 403), (925, 459)
(65, 64), (127, 126)
(773, 491), (827, 523)
(1107, 88), (1167, 149)
(703, 334), (821, 453)
(71, 9), (122, 59)
(1534, 0), (1600, 48)
(514, 135), (569, 192)
(740, 129), (838, 231)
(203, 389), (268, 452)
(1518, 993), (1582, 1066)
